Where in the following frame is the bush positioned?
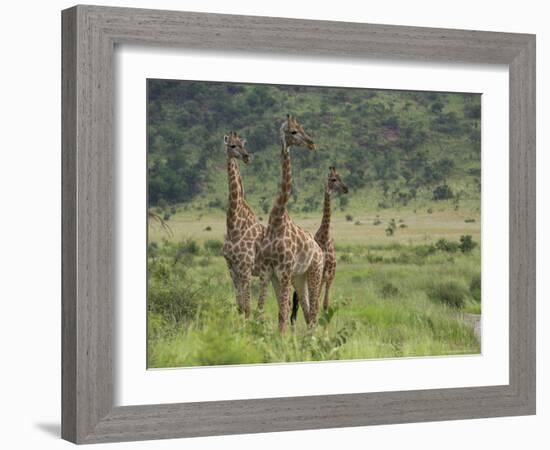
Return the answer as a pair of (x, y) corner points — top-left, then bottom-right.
(470, 274), (481, 302)
(373, 218), (382, 226)
(435, 238), (459, 253)
(204, 239), (223, 255)
(345, 214), (354, 222)
(427, 208), (433, 214)
(157, 198), (168, 210)
(208, 198), (224, 210)
(458, 235), (477, 253)
(163, 212), (171, 221)
(148, 260), (202, 323)
(174, 239), (201, 263)
(428, 281), (467, 308)
(339, 253), (353, 263)
(412, 244), (437, 258)
(433, 184), (454, 200)
(380, 282), (400, 298)
(339, 196), (349, 211)
(385, 218), (397, 236)
(204, 226), (212, 231)
(464, 218), (476, 223)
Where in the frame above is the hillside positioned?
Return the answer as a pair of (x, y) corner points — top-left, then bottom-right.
(147, 79), (481, 215)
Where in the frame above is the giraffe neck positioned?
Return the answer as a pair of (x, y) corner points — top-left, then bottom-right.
(226, 157), (257, 237)
(268, 139), (292, 230)
(226, 157), (244, 231)
(317, 187), (332, 243)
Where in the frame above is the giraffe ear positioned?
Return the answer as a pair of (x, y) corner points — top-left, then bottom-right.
(223, 135), (229, 144)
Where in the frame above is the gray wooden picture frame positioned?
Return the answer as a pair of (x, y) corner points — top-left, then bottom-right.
(61, 4), (536, 444)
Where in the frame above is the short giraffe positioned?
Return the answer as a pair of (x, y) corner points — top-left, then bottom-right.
(222, 132), (266, 318)
(257, 115), (324, 334)
(291, 167), (348, 324)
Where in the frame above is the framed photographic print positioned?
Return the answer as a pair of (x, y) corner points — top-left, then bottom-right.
(62, 5), (536, 444)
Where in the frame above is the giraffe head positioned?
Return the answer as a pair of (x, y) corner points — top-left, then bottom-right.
(281, 114), (316, 150)
(328, 166), (349, 194)
(224, 131), (251, 164)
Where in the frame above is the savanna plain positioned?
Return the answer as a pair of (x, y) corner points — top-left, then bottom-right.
(147, 81), (483, 368)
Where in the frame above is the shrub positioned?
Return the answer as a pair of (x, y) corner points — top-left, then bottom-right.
(339, 196), (349, 211)
(464, 218), (476, 223)
(148, 242), (159, 258)
(470, 274), (482, 302)
(413, 244), (437, 258)
(354, 220), (362, 226)
(458, 235), (477, 253)
(174, 239), (200, 264)
(399, 223), (407, 228)
(427, 208), (433, 214)
(366, 254), (384, 264)
(345, 214), (354, 222)
(163, 212), (171, 221)
(433, 184), (454, 200)
(435, 238), (459, 253)
(157, 198), (168, 210)
(385, 218), (397, 236)
(147, 261), (202, 323)
(208, 198), (224, 210)
(373, 218), (382, 225)
(380, 282), (400, 298)
(339, 253), (353, 263)
(428, 281), (467, 308)
(204, 226), (212, 231)
(204, 239), (223, 255)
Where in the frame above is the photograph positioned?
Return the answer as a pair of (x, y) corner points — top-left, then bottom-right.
(146, 79), (482, 368)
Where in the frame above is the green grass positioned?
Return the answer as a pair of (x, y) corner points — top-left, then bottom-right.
(147, 207), (481, 368)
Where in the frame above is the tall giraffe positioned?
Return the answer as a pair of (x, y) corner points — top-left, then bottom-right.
(257, 115), (324, 334)
(222, 132), (266, 318)
(291, 167), (348, 324)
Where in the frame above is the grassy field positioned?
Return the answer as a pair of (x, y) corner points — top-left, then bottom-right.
(147, 202), (481, 368)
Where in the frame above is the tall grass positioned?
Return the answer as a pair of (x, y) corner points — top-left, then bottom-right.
(147, 234), (481, 368)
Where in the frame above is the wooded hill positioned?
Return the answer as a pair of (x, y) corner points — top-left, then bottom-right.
(147, 79), (481, 214)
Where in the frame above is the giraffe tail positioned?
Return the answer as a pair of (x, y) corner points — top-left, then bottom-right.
(290, 290), (299, 325)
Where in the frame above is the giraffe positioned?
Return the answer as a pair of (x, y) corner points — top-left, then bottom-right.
(222, 132), (266, 318)
(257, 115), (325, 334)
(291, 167), (349, 324)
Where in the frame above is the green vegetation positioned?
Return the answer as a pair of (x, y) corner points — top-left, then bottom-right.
(147, 211), (481, 368)
(146, 80), (482, 368)
(148, 80), (481, 214)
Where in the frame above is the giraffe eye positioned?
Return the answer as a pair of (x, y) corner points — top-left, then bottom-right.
(230, 145), (236, 149)
(291, 130), (297, 135)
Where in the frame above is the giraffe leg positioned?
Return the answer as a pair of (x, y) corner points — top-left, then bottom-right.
(239, 270), (252, 319)
(323, 275), (334, 311)
(227, 265), (245, 314)
(292, 274), (310, 325)
(275, 273), (292, 334)
(257, 267), (271, 315)
(307, 254), (324, 326)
